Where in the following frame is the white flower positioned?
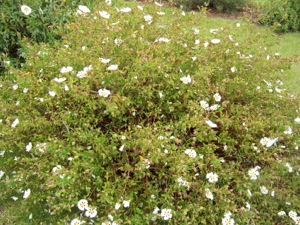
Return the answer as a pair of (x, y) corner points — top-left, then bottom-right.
(210, 104), (220, 111)
(248, 168), (260, 180)
(260, 137), (278, 147)
(76, 70), (87, 78)
(100, 58), (111, 64)
(99, 11), (110, 19)
(200, 100), (209, 110)
(205, 188), (214, 200)
(157, 12), (166, 15)
(77, 199), (89, 211)
(107, 64), (118, 70)
(271, 190), (275, 197)
(206, 172), (218, 183)
(11, 118), (19, 128)
(260, 186), (268, 194)
(211, 38), (221, 44)
(204, 41), (209, 48)
(195, 39), (200, 45)
(29, 213), (32, 219)
(114, 38), (123, 46)
(231, 66), (237, 73)
(98, 88), (111, 98)
(0, 170), (4, 179)
(52, 165), (62, 174)
(13, 84), (18, 90)
(144, 15), (153, 24)
(21, 5), (32, 15)
(23, 88), (29, 93)
(222, 217), (235, 225)
(26, 142), (32, 152)
(119, 145), (125, 152)
(284, 126), (293, 135)
(120, 7), (131, 12)
(102, 221), (111, 225)
(108, 214), (113, 221)
(278, 211), (286, 216)
(213, 93), (221, 102)
(60, 66), (73, 73)
(289, 210), (297, 219)
(156, 37), (171, 43)
(184, 149), (197, 158)
(137, 5), (144, 10)
(123, 200), (130, 208)
(180, 74), (191, 84)
(53, 77), (67, 83)
(64, 85), (69, 91)
(236, 23), (241, 27)
(49, 91), (56, 97)
(206, 120), (218, 128)
(285, 163), (293, 172)
(192, 28), (200, 34)
(71, 218), (84, 225)
(77, 5), (90, 15)
(105, 0), (112, 6)
(153, 207), (160, 214)
(23, 189), (31, 199)
(85, 207), (97, 218)
(115, 203), (121, 210)
(11, 196), (18, 201)
(154, 1), (163, 6)
(294, 117), (300, 123)
(161, 208), (172, 220)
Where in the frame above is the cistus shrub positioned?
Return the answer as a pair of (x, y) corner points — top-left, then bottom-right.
(0, 0), (95, 72)
(258, 0), (300, 33)
(173, 0), (249, 12)
(0, 1), (299, 224)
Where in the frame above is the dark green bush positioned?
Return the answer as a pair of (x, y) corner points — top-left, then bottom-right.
(258, 0), (300, 33)
(0, 0), (94, 72)
(174, 0), (249, 12)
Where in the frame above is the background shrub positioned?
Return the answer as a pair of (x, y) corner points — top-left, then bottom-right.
(258, 0), (300, 33)
(0, 0), (95, 72)
(173, 0), (249, 12)
(0, 1), (299, 224)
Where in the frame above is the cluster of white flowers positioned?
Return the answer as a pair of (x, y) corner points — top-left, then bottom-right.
(288, 211), (300, 225)
(72, 199), (97, 223)
(114, 199), (130, 210)
(285, 162), (293, 172)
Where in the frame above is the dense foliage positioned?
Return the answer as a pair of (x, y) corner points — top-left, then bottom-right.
(0, 1), (299, 224)
(173, 0), (249, 12)
(0, 0), (95, 72)
(258, 0), (300, 33)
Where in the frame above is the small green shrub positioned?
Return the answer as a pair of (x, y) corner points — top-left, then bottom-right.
(0, 1), (299, 224)
(258, 0), (300, 33)
(173, 0), (249, 12)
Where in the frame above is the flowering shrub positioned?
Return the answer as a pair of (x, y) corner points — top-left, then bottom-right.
(0, 1), (299, 224)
